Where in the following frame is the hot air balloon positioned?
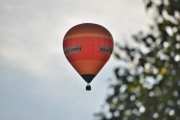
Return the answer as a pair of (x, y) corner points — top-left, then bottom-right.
(63, 23), (113, 91)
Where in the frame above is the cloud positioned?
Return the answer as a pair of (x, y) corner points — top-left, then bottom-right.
(0, 0), (147, 76)
(0, 0), (147, 120)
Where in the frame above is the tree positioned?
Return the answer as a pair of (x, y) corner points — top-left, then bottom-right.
(96, 0), (180, 120)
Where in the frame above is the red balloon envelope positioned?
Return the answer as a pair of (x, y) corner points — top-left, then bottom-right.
(63, 23), (113, 91)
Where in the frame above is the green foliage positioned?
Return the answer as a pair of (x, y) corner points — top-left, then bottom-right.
(96, 0), (180, 120)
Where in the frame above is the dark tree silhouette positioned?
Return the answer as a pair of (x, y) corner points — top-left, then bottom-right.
(96, 0), (180, 120)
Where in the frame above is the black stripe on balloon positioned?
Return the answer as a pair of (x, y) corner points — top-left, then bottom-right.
(81, 74), (95, 83)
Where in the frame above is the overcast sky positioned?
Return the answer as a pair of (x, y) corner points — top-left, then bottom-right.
(0, 0), (148, 120)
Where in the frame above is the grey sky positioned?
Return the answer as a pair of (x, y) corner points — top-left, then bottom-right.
(0, 0), (147, 120)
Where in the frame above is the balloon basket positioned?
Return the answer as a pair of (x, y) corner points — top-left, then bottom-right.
(86, 85), (91, 91)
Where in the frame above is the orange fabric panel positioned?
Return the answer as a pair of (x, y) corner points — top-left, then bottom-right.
(71, 60), (106, 75)
(63, 37), (113, 61)
(64, 23), (112, 40)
